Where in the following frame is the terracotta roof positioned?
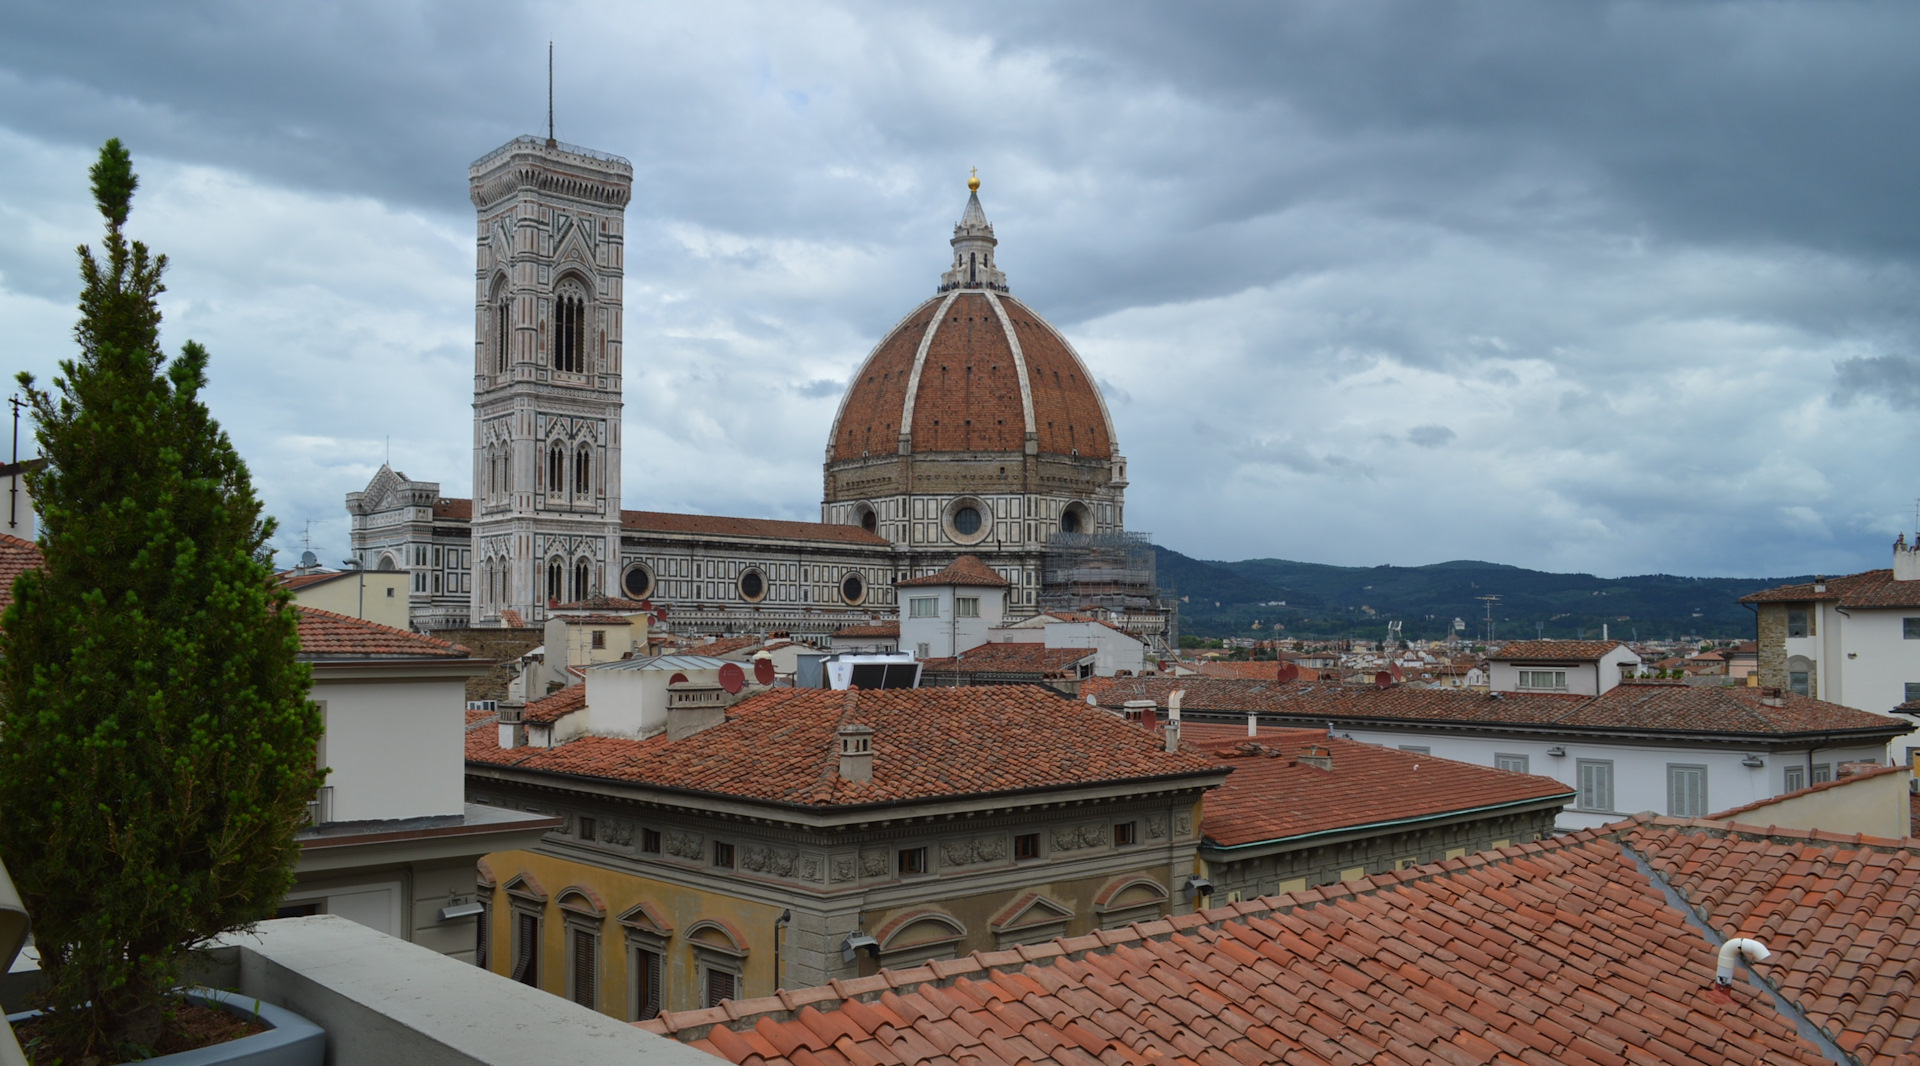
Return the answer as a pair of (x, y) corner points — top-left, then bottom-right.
(559, 614), (634, 626)
(833, 622), (899, 639)
(895, 555), (1010, 588)
(826, 293), (1115, 463)
(0, 533), (42, 612)
(499, 608), (527, 628)
(1739, 568), (1920, 608)
(468, 686), (1223, 808)
(433, 497), (472, 521)
(1083, 676), (1911, 739)
(643, 817), (1920, 1065)
(278, 570), (354, 591)
(1488, 639), (1626, 662)
(1192, 660), (1288, 680)
(1182, 725), (1573, 847)
(1706, 761), (1907, 821)
(683, 634), (766, 659)
(621, 510), (889, 547)
(918, 644), (1094, 678)
(523, 684), (587, 724)
(296, 607), (471, 660)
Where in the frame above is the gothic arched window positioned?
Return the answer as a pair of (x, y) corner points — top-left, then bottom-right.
(574, 447), (591, 495)
(494, 294), (511, 373)
(554, 281), (587, 373)
(548, 445), (564, 493)
(574, 558), (591, 601)
(546, 559), (563, 604)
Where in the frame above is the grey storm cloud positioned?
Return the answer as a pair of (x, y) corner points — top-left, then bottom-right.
(2, 0), (1919, 579)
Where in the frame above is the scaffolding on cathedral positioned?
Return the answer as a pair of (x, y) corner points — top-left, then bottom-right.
(1039, 531), (1179, 651)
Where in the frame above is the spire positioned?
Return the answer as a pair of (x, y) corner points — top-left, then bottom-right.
(939, 171), (1008, 293)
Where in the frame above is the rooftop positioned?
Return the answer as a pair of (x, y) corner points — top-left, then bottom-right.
(0, 534), (41, 612)
(896, 555), (1012, 588)
(1740, 567), (1920, 609)
(1181, 725), (1574, 848)
(297, 607), (471, 660)
(621, 510), (889, 548)
(917, 644), (1094, 678)
(833, 622), (899, 639)
(468, 686), (1224, 809)
(1084, 676), (1911, 740)
(522, 684), (587, 725)
(1488, 639), (1628, 662)
(644, 816), (1920, 1065)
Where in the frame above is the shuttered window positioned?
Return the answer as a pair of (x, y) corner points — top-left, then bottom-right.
(1576, 759), (1614, 812)
(511, 911), (540, 986)
(705, 967), (736, 1008)
(633, 948), (662, 1021)
(570, 927), (597, 1010)
(1667, 765), (1708, 817)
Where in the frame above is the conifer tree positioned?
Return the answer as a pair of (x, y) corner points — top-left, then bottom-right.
(0, 140), (322, 1059)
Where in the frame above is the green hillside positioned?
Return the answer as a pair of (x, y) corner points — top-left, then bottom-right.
(1155, 546), (1808, 642)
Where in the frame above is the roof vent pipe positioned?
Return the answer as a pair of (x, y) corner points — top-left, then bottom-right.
(1716, 938), (1770, 986)
(1165, 689), (1184, 753)
(1246, 713), (1257, 738)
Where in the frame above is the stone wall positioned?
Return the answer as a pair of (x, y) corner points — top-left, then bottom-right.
(1756, 603), (1789, 692)
(1205, 807), (1562, 903)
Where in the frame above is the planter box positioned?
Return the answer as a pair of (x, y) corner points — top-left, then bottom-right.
(7, 987), (324, 1066)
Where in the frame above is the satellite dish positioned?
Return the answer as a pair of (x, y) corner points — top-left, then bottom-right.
(1374, 671), (1392, 689)
(299, 550), (319, 569)
(718, 662), (746, 694)
(1276, 663), (1299, 682)
(668, 673), (689, 685)
(753, 658), (776, 685)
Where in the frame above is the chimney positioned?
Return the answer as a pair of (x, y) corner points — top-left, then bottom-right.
(1298, 743), (1333, 771)
(1246, 713), (1257, 738)
(665, 679), (729, 740)
(497, 699), (526, 750)
(837, 723), (874, 782)
(1165, 689), (1185, 753)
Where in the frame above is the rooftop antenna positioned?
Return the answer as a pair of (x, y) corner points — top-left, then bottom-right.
(1475, 594), (1501, 645)
(7, 394), (19, 531)
(547, 41), (556, 147)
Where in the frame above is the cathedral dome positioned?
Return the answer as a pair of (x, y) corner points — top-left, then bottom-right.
(826, 185), (1116, 463)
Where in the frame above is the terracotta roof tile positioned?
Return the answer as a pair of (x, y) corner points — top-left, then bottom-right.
(622, 510), (888, 547)
(918, 644), (1093, 678)
(296, 606), (471, 659)
(523, 684), (587, 724)
(1182, 726), (1573, 847)
(1739, 568), (1920, 608)
(0, 533), (42, 613)
(1192, 661), (1289, 681)
(554, 594), (651, 612)
(1489, 640), (1627, 662)
(433, 497), (472, 521)
(1082, 677), (1910, 740)
(499, 608), (527, 628)
(895, 555), (1011, 588)
(278, 569), (355, 591)
(469, 686), (1224, 807)
(835, 623), (900, 639)
(648, 818), (1894, 1065)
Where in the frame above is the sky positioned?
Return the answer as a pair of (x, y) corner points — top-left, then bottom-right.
(2, 0), (1917, 579)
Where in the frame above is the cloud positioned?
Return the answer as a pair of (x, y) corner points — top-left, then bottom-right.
(3, 1), (1920, 581)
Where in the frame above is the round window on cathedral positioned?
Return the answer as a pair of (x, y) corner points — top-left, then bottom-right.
(943, 499), (990, 545)
(841, 572), (866, 605)
(738, 568), (768, 603)
(622, 564), (654, 600)
(1060, 502), (1090, 535)
(953, 507), (982, 535)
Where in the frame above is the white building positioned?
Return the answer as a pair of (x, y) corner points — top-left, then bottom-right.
(1744, 536), (1920, 728)
(991, 610), (1149, 677)
(896, 555), (1010, 659)
(1086, 677), (1910, 832)
(1485, 640), (1640, 696)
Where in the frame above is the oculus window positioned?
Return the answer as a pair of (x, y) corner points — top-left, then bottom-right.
(841, 572), (865, 605)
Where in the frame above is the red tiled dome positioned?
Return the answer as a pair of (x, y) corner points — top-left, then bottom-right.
(828, 291), (1115, 462)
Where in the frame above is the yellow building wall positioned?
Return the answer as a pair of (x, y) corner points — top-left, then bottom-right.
(293, 571), (411, 630)
(482, 848), (780, 1019)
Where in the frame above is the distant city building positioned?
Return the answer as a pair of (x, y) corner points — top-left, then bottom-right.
(1484, 640), (1641, 696)
(1741, 535), (1920, 719)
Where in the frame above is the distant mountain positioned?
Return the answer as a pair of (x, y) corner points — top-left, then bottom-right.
(1153, 546), (1810, 642)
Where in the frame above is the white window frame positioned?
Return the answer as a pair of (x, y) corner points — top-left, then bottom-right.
(1666, 764), (1708, 818)
(1516, 669), (1569, 692)
(1494, 753), (1529, 774)
(1576, 759), (1614, 813)
(1783, 765), (1806, 792)
(955, 597), (980, 619)
(909, 597), (939, 619)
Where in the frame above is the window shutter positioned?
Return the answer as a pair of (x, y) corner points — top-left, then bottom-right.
(572, 928), (596, 1009)
(637, 949), (662, 1021)
(513, 912), (539, 986)
(706, 968), (735, 1008)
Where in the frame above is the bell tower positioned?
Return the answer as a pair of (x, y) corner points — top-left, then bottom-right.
(468, 135), (631, 624)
